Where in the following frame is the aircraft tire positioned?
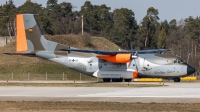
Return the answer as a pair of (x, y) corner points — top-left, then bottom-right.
(124, 79), (132, 82)
(112, 78), (116, 82)
(173, 77), (181, 82)
(118, 78), (123, 82)
(103, 78), (111, 82)
(112, 78), (123, 82)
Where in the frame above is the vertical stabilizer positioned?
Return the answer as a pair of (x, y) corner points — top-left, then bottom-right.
(16, 14), (68, 52)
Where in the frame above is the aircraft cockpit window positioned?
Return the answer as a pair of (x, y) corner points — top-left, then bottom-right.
(174, 59), (182, 64)
(180, 59), (185, 63)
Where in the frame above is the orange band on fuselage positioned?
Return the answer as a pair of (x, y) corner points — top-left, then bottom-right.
(16, 14), (27, 51)
(97, 54), (131, 63)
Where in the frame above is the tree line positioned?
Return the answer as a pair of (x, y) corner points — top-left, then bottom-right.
(0, 0), (199, 74)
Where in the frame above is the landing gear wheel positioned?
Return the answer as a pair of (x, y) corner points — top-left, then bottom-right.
(173, 77), (181, 82)
(124, 79), (132, 82)
(118, 78), (123, 82)
(103, 78), (111, 82)
(112, 78), (123, 82)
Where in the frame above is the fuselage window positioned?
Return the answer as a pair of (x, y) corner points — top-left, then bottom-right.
(90, 64), (92, 66)
(133, 64), (135, 66)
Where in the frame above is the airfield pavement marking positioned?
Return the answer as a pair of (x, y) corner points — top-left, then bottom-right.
(0, 82), (200, 103)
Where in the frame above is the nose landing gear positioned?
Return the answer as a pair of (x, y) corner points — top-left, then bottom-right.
(173, 77), (181, 82)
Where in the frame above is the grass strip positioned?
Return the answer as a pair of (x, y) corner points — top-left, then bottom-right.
(0, 101), (199, 112)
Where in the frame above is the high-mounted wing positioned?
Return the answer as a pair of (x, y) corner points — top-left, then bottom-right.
(60, 48), (170, 63)
(60, 48), (170, 55)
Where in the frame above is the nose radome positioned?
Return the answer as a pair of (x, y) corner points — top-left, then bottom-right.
(187, 65), (196, 75)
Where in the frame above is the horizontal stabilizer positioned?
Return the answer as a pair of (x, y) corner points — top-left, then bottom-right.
(4, 51), (35, 56)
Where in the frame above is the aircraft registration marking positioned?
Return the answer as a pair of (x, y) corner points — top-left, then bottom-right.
(101, 74), (121, 77)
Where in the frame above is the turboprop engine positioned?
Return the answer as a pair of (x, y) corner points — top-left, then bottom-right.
(97, 53), (138, 63)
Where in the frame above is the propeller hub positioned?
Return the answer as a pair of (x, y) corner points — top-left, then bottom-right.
(131, 55), (138, 60)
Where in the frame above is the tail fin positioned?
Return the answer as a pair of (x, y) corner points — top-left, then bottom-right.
(16, 14), (67, 52)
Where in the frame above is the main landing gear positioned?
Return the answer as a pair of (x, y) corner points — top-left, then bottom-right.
(103, 78), (111, 82)
(124, 79), (132, 82)
(103, 78), (132, 82)
(112, 78), (123, 82)
(173, 77), (181, 82)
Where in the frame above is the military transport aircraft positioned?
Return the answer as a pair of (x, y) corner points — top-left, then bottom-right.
(5, 14), (196, 82)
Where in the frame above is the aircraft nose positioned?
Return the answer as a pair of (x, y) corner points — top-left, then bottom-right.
(187, 65), (196, 75)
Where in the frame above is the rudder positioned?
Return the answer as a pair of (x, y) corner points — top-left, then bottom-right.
(16, 14), (28, 51)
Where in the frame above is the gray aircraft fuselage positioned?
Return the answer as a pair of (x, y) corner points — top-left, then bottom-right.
(45, 51), (195, 81)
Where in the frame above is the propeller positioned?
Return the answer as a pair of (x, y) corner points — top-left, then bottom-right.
(128, 44), (139, 72)
(126, 44), (140, 79)
(131, 51), (138, 60)
(128, 47), (139, 78)
(129, 43), (138, 60)
(130, 51), (139, 71)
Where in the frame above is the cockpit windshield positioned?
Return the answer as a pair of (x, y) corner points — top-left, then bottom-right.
(174, 59), (185, 64)
(174, 60), (177, 63)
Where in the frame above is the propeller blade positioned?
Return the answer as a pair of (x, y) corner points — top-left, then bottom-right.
(134, 50), (138, 56)
(131, 44), (133, 51)
(157, 46), (161, 54)
(68, 46), (71, 54)
(134, 59), (139, 71)
(128, 61), (132, 67)
(128, 58), (139, 72)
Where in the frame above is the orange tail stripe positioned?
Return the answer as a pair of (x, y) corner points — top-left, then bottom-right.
(16, 14), (27, 51)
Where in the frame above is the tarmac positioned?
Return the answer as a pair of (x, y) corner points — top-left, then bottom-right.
(0, 81), (200, 103)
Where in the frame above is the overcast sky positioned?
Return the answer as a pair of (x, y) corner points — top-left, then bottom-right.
(1, 0), (200, 23)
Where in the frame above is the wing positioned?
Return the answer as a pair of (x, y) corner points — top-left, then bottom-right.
(60, 48), (170, 55)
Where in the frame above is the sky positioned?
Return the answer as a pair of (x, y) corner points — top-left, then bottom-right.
(1, 0), (200, 23)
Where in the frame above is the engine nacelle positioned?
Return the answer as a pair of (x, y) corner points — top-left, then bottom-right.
(97, 54), (132, 63)
(93, 70), (138, 79)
